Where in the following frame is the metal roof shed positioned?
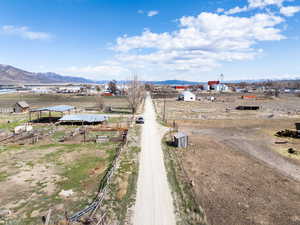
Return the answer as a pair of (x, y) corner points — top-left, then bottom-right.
(29, 105), (75, 122)
(173, 132), (188, 148)
(31, 105), (75, 112)
(59, 114), (108, 124)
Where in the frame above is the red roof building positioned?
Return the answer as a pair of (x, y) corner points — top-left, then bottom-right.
(208, 81), (220, 86)
(173, 86), (187, 90)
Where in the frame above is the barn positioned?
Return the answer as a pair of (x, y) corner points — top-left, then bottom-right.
(14, 101), (30, 113)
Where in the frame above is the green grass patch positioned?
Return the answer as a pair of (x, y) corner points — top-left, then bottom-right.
(52, 130), (66, 141)
(0, 171), (9, 182)
(58, 155), (107, 190)
(0, 119), (28, 131)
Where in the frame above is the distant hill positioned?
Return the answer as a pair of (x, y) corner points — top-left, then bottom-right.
(0, 65), (202, 85)
(0, 64), (95, 84)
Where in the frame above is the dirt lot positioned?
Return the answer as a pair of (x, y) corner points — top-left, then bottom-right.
(182, 133), (300, 225)
(155, 93), (300, 120)
(154, 94), (300, 225)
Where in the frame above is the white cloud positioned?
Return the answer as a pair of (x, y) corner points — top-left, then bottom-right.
(224, 0), (292, 15)
(113, 12), (285, 75)
(225, 6), (249, 15)
(248, 0), (285, 8)
(280, 6), (300, 16)
(147, 10), (159, 17)
(216, 8), (225, 13)
(1, 25), (52, 40)
(63, 62), (129, 80)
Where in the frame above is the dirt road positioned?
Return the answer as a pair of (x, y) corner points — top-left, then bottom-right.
(133, 94), (176, 225)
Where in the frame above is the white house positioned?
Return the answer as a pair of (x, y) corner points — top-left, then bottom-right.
(203, 84), (210, 91)
(211, 84), (229, 92)
(178, 91), (196, 101)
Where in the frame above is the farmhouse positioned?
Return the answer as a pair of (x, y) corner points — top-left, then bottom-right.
(178, 91), (196, 101)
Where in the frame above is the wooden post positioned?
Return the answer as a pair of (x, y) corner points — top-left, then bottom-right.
(84, 127), (86, 143)
(45, 209), (52, 225)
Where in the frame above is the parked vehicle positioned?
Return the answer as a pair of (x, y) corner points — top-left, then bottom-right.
(136, 117), (144, 124)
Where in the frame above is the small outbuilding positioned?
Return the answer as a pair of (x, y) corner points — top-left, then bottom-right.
(14, 101), (30, 113)
(173, 132), (188, 148)
(178, 91), (196, 102)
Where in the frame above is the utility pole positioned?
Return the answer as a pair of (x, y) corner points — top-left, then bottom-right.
(163, 95), (166, 122)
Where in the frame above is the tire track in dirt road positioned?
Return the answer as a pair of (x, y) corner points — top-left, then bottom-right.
(133, 94), (176, 225)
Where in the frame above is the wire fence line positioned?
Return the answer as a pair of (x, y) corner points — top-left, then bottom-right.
(67, 141), (125, 224)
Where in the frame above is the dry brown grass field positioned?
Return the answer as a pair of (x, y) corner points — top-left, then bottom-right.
(155, 93), (300, 225)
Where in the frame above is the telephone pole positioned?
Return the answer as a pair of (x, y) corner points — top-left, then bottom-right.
(163, 95), (166, 122)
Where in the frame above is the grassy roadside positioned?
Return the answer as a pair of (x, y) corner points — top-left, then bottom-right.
(152, 96), (207, 224)
(108, 125), (141, 224)
(96, 98), (144, 225)
(162, 132), (207, 225)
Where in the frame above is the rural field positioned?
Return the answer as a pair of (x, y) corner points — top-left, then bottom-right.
(0, 93), (129, 109)
(0, 93), (139, 224)
(155, 93), (300, 225)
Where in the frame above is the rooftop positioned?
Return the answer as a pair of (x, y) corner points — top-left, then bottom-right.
(174, 132), (188, 139)
(59, 114), (108, 123)
(31, 105), (75, 112)
(17, 101), (29, 108)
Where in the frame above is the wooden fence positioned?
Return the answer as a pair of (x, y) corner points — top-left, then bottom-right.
(0, 107), (14, 113)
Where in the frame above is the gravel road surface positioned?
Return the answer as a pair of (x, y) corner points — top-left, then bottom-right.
(133, 94), (176, 225)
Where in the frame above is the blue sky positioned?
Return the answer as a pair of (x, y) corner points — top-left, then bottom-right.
(0, 0), (300, 81)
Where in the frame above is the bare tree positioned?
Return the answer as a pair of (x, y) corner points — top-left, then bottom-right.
(108, 80), (118, 94)
(127, 74), (144, 114)
(96, 96), (105, 111)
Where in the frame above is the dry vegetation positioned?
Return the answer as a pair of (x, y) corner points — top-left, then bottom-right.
(0, 93), (129, 109)
(155, 93), (300, 225)
(0, 93), (136, 225)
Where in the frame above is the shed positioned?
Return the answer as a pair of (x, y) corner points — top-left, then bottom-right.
(59, 114), (108, 125)
(29, 105), (75, 122)
(178, 91), (196, 101)
(14, 101), (30, 113)
(173, 132), (188, 148)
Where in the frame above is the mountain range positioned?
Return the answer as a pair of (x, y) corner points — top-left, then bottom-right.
(0, 64), (95, 84)
(0, 64), (202, 85)
(0, 64), (299, 86)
